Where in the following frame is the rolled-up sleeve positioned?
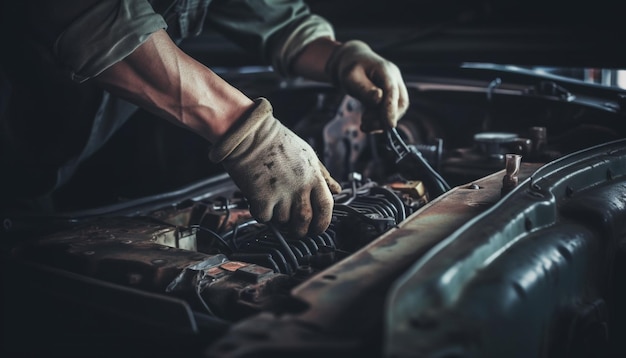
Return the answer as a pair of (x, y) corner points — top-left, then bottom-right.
(205, 0), (334, 77)
(54, 0), (167, 83)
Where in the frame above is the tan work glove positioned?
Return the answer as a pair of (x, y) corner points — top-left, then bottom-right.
(326, 40), (409, 132)
(210, 98), (342, 237)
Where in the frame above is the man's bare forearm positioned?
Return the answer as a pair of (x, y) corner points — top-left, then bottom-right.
(94, 29), (254, 143)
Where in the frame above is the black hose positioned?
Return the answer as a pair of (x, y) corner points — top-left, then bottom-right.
(409, 148), (451, 197)
(371, 186), (407, 222)
(268, 224), (300, 274)
(189, 225), (233, 254)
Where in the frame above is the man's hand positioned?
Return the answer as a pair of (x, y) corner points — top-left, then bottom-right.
(96, 31), (340, 237)
(326, 40), (409, 132)
(210, 98), (341, 237)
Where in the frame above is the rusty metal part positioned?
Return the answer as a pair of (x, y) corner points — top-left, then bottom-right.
(150, 198), (253, 235)
(11, 216), (293, 320)
(11, 217), (211, 291)
(204, 163), (542, 358)
(291, 163), (540, 330)
(166, 256), (294, 320)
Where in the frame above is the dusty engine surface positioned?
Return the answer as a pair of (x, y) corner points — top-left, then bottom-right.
(12, 177), (425, 321)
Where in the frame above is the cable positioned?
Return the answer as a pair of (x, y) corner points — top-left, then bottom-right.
(216, 198), (231, 234)
(223, 219), (259, 250)
(371, 186), (407, 222)
(268, 224), (300, 274)
(321, 231), (337, 249)
(189, 225), (233, 255)
(347, 179), (358, 204)
(230, 223), (240, 249)
(195, 201), (212, 228)
(195, 281), (216, 316)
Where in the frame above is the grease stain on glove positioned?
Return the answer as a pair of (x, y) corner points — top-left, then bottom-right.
(210, 98), (341, 237)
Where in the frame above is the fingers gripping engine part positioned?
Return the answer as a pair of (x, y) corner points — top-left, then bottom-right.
(322, 94), (444, 184)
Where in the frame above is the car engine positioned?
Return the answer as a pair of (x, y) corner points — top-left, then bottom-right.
(8, 92), (434, 320)
(4, 67), (626, 357)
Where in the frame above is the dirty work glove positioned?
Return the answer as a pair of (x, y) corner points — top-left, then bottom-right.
(326, 40), (409, 132)
(209, 98), (342, 237)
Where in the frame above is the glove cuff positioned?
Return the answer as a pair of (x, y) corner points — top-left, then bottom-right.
(209, 97), (273, 163)
(324, 39), (373, 87)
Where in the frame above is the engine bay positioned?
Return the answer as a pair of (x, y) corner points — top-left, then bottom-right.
(12, 176), (421, 319)
(4, 66), (626, 357)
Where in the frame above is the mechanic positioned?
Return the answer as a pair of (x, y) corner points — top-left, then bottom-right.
(0, 0), (409, 237)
